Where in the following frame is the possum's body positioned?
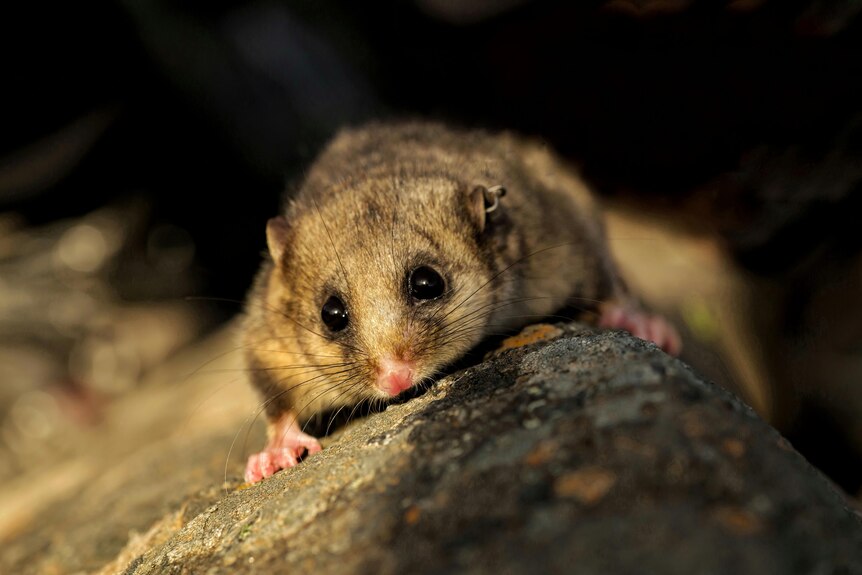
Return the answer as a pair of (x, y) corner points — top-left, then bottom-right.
(241, 122), (679, 483)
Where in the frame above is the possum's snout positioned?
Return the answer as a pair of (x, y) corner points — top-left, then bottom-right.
(374, 355), (416, 396)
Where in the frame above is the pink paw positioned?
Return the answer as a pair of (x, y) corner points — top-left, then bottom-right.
(244, 434), (322, 484)
(599, 304), (682, 356)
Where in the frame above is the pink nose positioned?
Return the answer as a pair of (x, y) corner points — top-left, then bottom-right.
(376, 357), (415, 396)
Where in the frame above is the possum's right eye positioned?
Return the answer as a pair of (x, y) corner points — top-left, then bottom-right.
(409, 266), (446, 301)
(321, 296), (349, 332)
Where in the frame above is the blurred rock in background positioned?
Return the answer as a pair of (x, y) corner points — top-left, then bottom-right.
(0, 202), (206, 482)
(0, 0), (860, 495)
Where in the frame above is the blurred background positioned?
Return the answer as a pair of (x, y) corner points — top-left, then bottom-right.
(1, 0), (860, 499)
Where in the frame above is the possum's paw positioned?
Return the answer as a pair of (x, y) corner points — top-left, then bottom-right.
(245, 426), (322, 483)
(599, 303), (682, 356)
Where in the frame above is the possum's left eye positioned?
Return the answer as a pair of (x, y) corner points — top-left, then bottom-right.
(408, 266), (445, 301)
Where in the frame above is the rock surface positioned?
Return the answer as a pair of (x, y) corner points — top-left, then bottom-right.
(3, 323), (862, 574)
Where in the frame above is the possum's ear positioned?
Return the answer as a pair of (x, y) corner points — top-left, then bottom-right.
(266, 216), (290, 265)
(468, 186), (488, 232)
(468, 185), (506, 232)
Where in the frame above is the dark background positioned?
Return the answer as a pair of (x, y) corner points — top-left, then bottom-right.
(1, 0), (860, 492)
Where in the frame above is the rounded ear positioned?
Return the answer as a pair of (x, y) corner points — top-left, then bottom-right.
(467, 185), (507, 232)
(266, 216), (290, 265)
(468, 186), (489, 232)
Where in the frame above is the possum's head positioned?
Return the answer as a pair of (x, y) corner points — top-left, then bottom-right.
(261, 175), (507, 406)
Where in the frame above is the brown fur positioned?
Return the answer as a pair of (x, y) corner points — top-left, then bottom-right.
(241, 122), (625, 422)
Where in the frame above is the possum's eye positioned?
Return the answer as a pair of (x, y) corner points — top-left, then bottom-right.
(321, 296), (349, 332)
(408, 266), (445, 301)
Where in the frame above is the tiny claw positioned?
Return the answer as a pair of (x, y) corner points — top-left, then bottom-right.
(245, 452), (277, 483)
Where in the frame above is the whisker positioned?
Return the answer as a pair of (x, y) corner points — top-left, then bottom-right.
(433, 241), (578, 327)
(320, 376), (371, 437)
(296, 372), (365, 436)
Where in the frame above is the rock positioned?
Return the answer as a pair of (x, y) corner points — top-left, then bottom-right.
(3, 323), (861, 574)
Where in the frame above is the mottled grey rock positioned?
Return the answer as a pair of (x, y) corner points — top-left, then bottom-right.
(115, 323), (862, 575)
